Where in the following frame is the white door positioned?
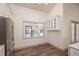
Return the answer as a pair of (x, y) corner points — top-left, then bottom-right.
(71, 23), (75, 44)
(76, 24), (79, 42)
(71, 22), (79, 44)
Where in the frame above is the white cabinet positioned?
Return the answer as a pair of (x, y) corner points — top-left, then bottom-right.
(69, 48), (79, 56)
(3, 4), (9, 18)
(0, 3), (13, 18)
(0, 3), (8, 17)
(48, 15), (61, 30)
(0, 4), (5, 16)
(0, 45), (5, 56)
(69, 42), (79, 56)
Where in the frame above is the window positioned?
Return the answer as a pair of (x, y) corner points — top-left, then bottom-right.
(23, 21), (44, 39)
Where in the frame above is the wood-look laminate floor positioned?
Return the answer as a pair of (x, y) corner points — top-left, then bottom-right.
(15, 44), (68, 56)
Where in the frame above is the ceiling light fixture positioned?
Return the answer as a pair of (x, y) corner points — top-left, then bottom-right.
(38, 3), (48, 5)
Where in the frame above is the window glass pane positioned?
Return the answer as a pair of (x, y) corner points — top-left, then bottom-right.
(39, 30), (44, 37)
(32, 24), (38, 38)
(25, 26), (32, 38)
(24, 22), (44, 39)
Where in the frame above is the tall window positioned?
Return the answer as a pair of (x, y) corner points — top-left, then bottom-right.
(23, 21), (44, 39)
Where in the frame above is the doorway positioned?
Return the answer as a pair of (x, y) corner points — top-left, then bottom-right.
(71, 21), (79, 44)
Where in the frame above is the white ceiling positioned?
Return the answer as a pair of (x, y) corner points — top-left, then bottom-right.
(14, 3), (56, 12)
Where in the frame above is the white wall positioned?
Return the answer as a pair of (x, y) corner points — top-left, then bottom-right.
(63, 3), (79, 49)
(47, 3), (64, 50)
(9, 4), (48, 49)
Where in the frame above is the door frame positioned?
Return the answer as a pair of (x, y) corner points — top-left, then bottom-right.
(70, 21), (79, 44)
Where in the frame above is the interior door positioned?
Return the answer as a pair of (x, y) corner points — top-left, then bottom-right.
(76, 24), (79, 42)
(71, 22), (79, 44)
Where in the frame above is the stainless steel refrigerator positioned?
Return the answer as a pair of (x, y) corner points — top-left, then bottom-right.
(0, 16), (15, 56)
